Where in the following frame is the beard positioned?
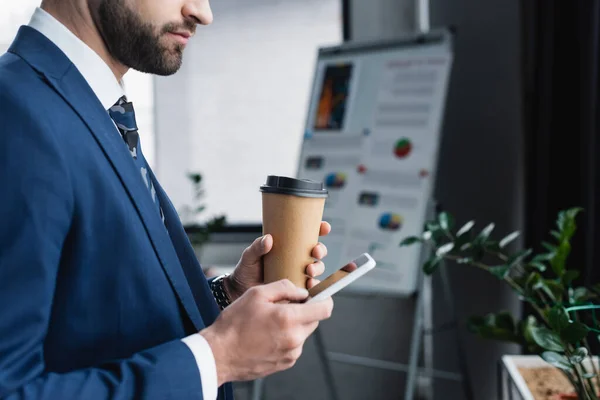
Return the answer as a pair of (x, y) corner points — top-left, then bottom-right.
(95, 0), (195, 75)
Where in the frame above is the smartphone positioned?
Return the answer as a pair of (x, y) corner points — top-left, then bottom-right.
(304, 253), (376, 303)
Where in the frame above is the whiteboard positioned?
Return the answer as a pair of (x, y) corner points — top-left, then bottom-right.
(296, 30), (453, 296)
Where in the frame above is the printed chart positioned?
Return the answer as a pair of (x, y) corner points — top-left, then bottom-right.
(297, 32), (453, 296)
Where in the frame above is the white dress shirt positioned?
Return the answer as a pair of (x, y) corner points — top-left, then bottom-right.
(28, 8), (218, 400)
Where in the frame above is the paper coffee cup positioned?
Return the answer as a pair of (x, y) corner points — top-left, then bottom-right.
(260, 176), (328, 289)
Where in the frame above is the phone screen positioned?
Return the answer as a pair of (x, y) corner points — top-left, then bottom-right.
(307, 253), (371, 298)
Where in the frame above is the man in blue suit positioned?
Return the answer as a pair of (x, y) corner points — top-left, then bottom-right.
(0, 0), (334, 399)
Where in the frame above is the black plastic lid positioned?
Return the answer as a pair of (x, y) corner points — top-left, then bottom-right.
(260, 176), (328, 198)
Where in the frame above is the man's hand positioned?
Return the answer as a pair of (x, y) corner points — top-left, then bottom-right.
(200, 279), (334, 385)
(225, 221), (332, 301)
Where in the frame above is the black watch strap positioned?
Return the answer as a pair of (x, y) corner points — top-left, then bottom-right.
(210, 274), (232, 310)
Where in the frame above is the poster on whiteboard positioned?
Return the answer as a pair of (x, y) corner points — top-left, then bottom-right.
(297, 30), (453, 296)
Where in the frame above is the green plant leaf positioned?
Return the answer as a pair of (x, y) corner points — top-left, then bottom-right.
(477, 326), (520, 342)
(454, 232), (471, 249)
(531, 326), (564, 352)
(542, 241), (556, 252)
(583, 372), (596, 379)
(525, 272), (542, 294)
(508, 249), (533, 267)
(569, 347), (588, 364)
(207, 215), (227, 229)
(543, 280), (564, 303)
(562, 270), (580, 285)
(400, 236), (422, 246)
(476, 223), (495, 243)
(423, 231), (432, 241)
(489, 265), (511, 280)
(460, 242), (472, 251)
(424, 222), (446, 245)
(548, 307), (570, 332)
(438, 212), (454, 231)
(425, 221), (439, 231)
(423, 255), (442, 275)
(521, 315), (540, 347)
(561, 322), (589, 344)
(436, 242), (454, 257)
(494, 311), (516, 332)
(556, 210), (566, 230)
(457, 257), (474, 264)
(550, 240), (570, 277)
(566, 207), (584, 219)
(187, 172), (202, 184)
(500, 231), (521, 248)
(468, 315), (519, 343)
(483, 240), (501, 252)
(532, 253), (555, 262)
(527, 261), (547, 272)
(573, 287), (595, 303)
(557, 207), (583, 241)
(541, 351), (572, 371)
(456, 220), (475, 237)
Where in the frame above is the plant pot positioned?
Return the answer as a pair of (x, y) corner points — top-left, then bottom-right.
(500, 355), (600, 400)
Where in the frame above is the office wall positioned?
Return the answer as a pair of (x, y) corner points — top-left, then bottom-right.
(154, 0), (342, 225)
(348, 0), (418, 40)
(428, 0), (524, 399)
(200, 0), (525, 399)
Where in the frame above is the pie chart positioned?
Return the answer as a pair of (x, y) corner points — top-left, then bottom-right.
(394, 138), (412, 158)
(379, 213), (403, 231)
(325, 172), (347, 189)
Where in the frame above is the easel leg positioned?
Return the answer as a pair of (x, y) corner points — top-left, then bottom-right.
(314, 327), (341, 400)
(251, 378), (264, 400)
(404, 270), (425, 400)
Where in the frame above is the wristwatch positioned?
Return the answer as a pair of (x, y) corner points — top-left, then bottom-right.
(210, 274), (232, 310)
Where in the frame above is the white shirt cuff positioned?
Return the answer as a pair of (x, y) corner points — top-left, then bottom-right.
(181, 334), (218, 400)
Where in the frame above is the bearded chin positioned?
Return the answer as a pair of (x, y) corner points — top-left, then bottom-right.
(95, 0), (185, 75)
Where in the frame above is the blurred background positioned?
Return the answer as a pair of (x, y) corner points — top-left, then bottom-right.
(5, 0), (600, 399)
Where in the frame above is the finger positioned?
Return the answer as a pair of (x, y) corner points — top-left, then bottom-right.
(241, 234), (273, 265)
(306, 278), (320, 289)
(291, 297), (334, 324)
(305, 261), (325, 277)
(259, 279), (309, 303)
(311, 243), (328, 260)
(319, 221), (331, 236)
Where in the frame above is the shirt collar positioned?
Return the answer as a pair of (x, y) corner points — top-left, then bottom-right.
(28, 7), (125, 110)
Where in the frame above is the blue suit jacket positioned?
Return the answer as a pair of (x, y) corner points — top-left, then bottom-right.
(0, 26), (233, 399)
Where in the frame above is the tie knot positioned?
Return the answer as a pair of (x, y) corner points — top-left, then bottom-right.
(109, 96), (138, 132)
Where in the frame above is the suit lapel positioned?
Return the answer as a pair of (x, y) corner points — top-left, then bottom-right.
(151, 173), (229, 400)
(8, 26), (204, 331)
(149, 171), (228, 399)
(148, 168), (221, 326)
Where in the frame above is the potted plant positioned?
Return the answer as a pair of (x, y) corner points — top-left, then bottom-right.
(180, 172), (227, 253)
(400, 207), (600, 399)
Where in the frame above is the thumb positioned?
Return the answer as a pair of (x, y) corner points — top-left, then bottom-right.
(241, 234), (273, 265)
(259, 279), (309, 303)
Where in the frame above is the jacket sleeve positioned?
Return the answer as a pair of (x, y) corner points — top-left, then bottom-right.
(0, 85), (205, 399)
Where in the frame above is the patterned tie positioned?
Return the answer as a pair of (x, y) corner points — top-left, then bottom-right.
(109, 96), (164, 223)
